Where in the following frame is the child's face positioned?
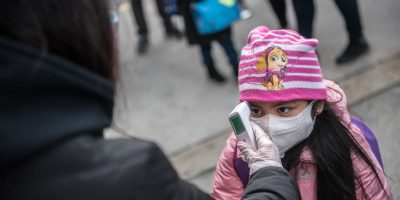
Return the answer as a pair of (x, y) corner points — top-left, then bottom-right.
(249, 100), (311, 118)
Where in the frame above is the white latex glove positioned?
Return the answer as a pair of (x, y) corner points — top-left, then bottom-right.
(238, 122), (282, 175)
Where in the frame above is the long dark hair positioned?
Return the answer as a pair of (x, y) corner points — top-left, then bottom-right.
(282, 102), (387, 199)
(0, 0), (116, 81)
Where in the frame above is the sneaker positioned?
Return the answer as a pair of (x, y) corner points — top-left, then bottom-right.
(137, 34), (149, 55)
(209, 73), (226, 83)
(207, 65), (226, 83)
(336, 37), (369, 65)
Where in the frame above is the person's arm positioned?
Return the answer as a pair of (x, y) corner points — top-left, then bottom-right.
(144, 135), (300, 200)
(238, 123), (301, 200)
(242, 166), (300, 200)
(144, 142), (212, 200)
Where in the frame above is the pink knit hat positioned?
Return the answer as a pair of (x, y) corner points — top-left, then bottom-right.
(239, 26), (327, 102)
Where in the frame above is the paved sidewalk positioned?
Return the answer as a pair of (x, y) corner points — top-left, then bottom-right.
(107, 0), (400, 197)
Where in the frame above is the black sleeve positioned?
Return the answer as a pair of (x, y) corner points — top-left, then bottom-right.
(144, 143), (213, 200)
(242, 166), (301, 200)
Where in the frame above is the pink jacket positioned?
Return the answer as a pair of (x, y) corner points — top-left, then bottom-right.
(211, 80), (393, 200)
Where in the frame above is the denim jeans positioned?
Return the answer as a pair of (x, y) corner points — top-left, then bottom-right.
(199, 35), (239, 76)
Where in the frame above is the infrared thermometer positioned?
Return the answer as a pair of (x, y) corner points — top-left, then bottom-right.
(228, 101), (256, 150)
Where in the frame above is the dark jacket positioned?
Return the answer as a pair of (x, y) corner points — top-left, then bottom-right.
(177, 0), (232, 45)
(0, 37), (210, 200)
(243, 167), (301, 200)
(0, 37), (300, 200)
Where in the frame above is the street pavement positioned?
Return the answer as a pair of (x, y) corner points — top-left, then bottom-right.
(106, 0), (400, 198)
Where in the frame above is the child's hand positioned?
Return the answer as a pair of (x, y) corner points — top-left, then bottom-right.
(238, 122), (282, 175)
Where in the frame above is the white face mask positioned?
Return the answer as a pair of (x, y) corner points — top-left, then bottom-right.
(250, 102), (316, 158)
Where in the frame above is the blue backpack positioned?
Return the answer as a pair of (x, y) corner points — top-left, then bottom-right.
(233, 117), (384, 186)
(192, 0), (240, 35)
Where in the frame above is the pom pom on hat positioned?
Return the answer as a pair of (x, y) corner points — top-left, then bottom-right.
(238, 26), (327, 102)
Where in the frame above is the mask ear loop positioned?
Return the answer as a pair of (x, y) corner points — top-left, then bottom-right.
(307, 101), (318, 121)
(311, 100), (323, 120)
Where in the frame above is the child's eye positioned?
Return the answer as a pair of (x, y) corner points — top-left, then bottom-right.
(250, 107), (263, 117)
(281, 56), (286, 62)
(277, 107), (291, 113)
(271, 56), (277, 61)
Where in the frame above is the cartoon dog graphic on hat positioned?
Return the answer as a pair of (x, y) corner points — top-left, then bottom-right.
(256, 46), (288, 90)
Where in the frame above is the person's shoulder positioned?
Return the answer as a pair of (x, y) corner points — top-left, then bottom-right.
(48, 134), (164, 171)
(1, 134), (171, 199)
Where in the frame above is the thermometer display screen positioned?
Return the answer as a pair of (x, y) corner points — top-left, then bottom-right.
(230, 114), (245, 135)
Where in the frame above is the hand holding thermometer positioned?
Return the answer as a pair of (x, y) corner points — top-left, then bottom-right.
(228, 101), (257, 150)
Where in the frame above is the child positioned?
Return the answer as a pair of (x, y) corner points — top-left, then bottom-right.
(211, 26), (392, 200)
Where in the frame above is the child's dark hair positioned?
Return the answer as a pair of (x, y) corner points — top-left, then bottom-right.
(282, 101), (387, 200)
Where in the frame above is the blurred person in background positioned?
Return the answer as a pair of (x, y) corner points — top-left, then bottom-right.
(237, 0), (253, 20)
(267, 0), (289, 29)
(295, 0), (369, 64)
(263, 0), (369, 64)
(130, 0), (182, 54)
(178, 0), (239, 83)
(0, 0), (301, 199)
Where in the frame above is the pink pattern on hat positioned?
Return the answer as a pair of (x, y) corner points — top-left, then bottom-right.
(239, 26), (327, 102)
